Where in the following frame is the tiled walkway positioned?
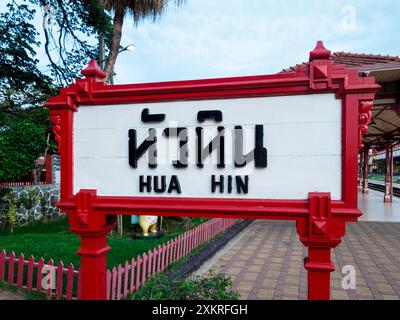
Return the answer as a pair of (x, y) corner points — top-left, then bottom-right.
(359, 189), (400, 222)
(196, 220), (400, 300)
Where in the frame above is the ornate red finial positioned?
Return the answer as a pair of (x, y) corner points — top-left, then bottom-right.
(309, 41), (331, 61)
(81, 59), (107, 80)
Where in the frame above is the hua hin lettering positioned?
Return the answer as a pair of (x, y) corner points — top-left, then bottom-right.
(128, 108), (268, 195)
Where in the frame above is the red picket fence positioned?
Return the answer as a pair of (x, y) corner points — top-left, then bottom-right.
(106, 218), (237, 300)
(0, 181), (46, 187)
(0, 218), (237, 300)
(0, 250), (80, 300)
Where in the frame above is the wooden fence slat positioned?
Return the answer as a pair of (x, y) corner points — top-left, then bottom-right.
(27, 255), (35, 291)
(77, 267), (82, 300)
(123, 261), (129, 298)
(176, 236), (181, 260)
(147, 250), (152, 277)
(165, 241), (171, 268)
(161, 244), (166, 271)
(111, 267), (117, 300)
(7, 251), (15, 285)
(106, 269), (111, 300)
(129, 258), (136, 293)
(66, 264), (75, 300)
(173, 238), (178, 262)
(46, 259), (54, 297)
(116, 264), (123, 300)
(17, 253), (24, 288)
(36, 257), (44, 291)
(141, 253), (147, 285)
(0, 250), (5, 281)
(135, 256), (141, 291)
(55, 261), (64, 298)
(152, 248), (157, 276)
(157, 245), (162, 272)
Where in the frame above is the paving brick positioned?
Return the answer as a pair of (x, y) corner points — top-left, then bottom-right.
(198, 220), (400, 300)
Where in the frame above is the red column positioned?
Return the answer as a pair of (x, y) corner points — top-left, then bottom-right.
(76, 229), (111, 300)
(362, 145), (369, 194)
(384, 143), (393, 203)
(358, 150), (363, 188)
(304, 247), (335, 300)
(296, 193), (345, 300)
(70, 190), (116, 300)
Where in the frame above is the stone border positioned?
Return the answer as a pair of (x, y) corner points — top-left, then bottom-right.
(167, 219), (253, 280)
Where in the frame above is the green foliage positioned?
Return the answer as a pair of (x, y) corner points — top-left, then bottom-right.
(0, 120), (46, 181)
(27, 0), (113, 86)
(0, 216), (205, 269)
(0, 280), (48, 300)
(0, 0), (57, 167)
(2, 192), (18, 230)
(130, 271), (240, 300)
(0, 2), (53, 103)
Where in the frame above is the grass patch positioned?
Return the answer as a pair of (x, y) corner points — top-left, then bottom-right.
(0, 281), (48, 300)
(0, 216), (207, 269)
(130, 271), (240, 300)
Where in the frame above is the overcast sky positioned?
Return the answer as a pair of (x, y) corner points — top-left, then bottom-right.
(2, 0), (399, 84)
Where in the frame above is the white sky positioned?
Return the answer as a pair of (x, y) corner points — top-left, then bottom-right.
(1, 0), (399, 85)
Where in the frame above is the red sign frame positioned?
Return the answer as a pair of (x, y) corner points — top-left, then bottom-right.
(46, 41), (379, 300)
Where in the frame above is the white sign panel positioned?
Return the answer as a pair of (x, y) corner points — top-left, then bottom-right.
(73, 93), (342, 200)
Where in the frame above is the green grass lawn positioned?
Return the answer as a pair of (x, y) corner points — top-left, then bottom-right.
(0, 216), (206, 269)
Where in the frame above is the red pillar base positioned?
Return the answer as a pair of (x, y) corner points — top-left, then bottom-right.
(70, 190), (116, 300)
(384, 195), (393, 203)
(296, 193), (346, 300)
(75, 228), (113, 300)
(303, 244), (337, 300)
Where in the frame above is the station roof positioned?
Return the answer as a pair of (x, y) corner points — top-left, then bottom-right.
(281, 52), (400, 149)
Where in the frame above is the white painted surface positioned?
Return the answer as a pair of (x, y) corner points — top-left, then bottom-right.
(73, 94), (342, 200)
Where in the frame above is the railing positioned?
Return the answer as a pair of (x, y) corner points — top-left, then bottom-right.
(0, 181), (47, 187)
(106, 218), (237, 300)
(0, 218), (237, 300)
(0, 251), (80, 300)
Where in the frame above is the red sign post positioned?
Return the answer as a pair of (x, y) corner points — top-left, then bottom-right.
(46, 41), (379, 300)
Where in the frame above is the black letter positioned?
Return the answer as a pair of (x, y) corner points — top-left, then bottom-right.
(197, 110), (223, 123)
(154, 176), (167, 193)
(227, 175), (233, 194)
(139, 176), (152, 192)
(129, 128), (157, 168)
(168, 175), (182, 194)
(196, 127), (225, 168)
(236, 176), (249, 194)
(234, 125), (267, 168)
(141, 108), (165, 123)
(163, 128), (188, 168)
(211, 175), (224, 193)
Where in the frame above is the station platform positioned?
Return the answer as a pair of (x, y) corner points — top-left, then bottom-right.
(358, 189), (400, 222)
(195, 190), (400, 300)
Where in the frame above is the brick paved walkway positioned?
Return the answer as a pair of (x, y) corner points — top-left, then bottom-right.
(196, 220), (400, 300)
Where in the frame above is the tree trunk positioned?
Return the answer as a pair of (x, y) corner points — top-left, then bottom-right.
(104, 10), (125, 83)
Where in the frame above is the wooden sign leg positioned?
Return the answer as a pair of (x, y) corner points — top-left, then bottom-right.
(76, 230), (111, 300)
(70, 190), (116, 300)
(304, 246), (335, 300)
(297, 193), (346, 300)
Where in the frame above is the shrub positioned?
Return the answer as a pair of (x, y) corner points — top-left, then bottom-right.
(130, 271), (240, 300)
